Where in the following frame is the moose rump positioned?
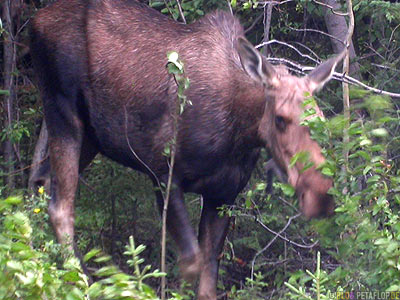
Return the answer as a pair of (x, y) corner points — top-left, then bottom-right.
(30, 0), (338, 299)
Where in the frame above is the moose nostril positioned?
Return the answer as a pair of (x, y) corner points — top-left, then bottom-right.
(300, 191), (305, 201)
(299, 192), (305, 208)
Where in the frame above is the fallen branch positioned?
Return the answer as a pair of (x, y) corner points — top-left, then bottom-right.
(247, 212), (319, 283)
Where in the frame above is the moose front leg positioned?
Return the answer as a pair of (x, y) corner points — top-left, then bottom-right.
(155, 184), (202, 282)
(197, 200), (232, 300)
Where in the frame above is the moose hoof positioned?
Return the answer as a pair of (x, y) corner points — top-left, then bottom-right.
(179, 253), (202, 283)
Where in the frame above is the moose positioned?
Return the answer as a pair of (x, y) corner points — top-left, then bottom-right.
(30, 0), (341, 299)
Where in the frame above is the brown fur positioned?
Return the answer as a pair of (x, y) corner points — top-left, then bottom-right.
(30, 1), (338, 299)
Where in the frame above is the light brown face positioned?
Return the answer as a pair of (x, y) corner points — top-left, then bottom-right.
(237, 37), (343, 218)
(262, 74), (334, 218)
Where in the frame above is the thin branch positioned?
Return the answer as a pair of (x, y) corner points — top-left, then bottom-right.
(312, 0), (348, 16)
(254, 41), (400, 98)
(343, 74), (400, 98)
(245, 0), (295, 34)
(257, 39), (320, 63)
(279, 196), (299, 212)
(175, 0), (186, 24)
(245, 12), (263, 34)
(388, 24), (400, 50)
(287, 26), (345, 45)
(163, 0), (174, 19)
(370, 63), (400, 72)
(124, 106), (161, 189)
(243, 213), (318, 249)
(294, 42), (321, 61)
(259, 0), (295, 5)
(15, 18), (30, 38)
(342, 0), (354, 167)
(161, 135), (176, 300)
(2, 155), (48, 177)
(226, 0), (233, 15)
(249, 213), (318, 283)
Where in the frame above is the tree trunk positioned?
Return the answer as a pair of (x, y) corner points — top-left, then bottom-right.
(322, 0), (360, 78)
(262, 2), (274, 56)
(2, 0), (18, 189)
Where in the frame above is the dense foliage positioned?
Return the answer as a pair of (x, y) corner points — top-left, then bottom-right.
(1, 0), (400, 299)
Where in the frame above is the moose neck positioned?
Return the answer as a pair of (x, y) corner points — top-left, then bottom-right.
(230, 77), (267, 149)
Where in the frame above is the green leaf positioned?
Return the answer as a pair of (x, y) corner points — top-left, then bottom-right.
(367, 175), (380, 184)
(4, 195), (22, 205)
(83, 248), (102, 262)
(374, 238), (388, 245)
(349, 88), (370, 99)
(255, 183), (266, 191)
(245, 198), (252, 209)
(66, 288), (85, 300)
(363, 165), (372, 176)
(6, 260), (23, 272)
(63, 271), (81, 282)
(321, 167), (334, 176)
(280, 183), (295, 197)
(360, 139), (372, 146)
(289, 151), (310, 168)
(370, 128), (388, 137)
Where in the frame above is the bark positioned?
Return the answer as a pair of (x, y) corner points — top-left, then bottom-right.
(2, 0), (19, 189)
(322, 0), (360, 78)
(262, 2), (274, 56)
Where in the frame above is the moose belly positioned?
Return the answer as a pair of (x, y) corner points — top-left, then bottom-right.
(181, 148), (260, 201)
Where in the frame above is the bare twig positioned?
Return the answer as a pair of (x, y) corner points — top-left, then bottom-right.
(257, 39), (320, 63)
(343, 73), (400, 98)
(175, 0), (186, 24)
(253, 40), (400, 98)
(15, 18), (30, 38)
(293, 42), (321, 61)
(249, 213), (318, 283)
(245, 0), (295, 34)
(342, 0), (354, 167)
(243, 212), (318, 249)
(3, 155), (48, 177)
(163, 0), (175, 19)
(259, 0), (295, 5)
(287, 26), (345, 45)
(312, 0), (348, 16)
(226, 0), (233, 15)
(124, 106), (161, 189)
(388, 24), (400, 50)
(245, 12), (263, 34)
(278, 196), (299, 212)
(370, 63), (400, 72)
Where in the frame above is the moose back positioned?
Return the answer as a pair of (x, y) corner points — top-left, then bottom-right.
(30, 0), (339, 299)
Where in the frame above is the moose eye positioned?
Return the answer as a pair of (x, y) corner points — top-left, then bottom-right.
(275, 116), (286, 131)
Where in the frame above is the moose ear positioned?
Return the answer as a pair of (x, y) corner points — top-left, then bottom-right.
(237, 37), (276, 85)
(307, 51), (346, 92)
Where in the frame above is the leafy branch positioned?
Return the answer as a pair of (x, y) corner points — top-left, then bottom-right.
(160, 51), (191, 300)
